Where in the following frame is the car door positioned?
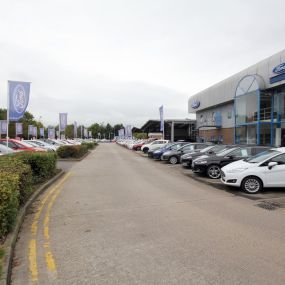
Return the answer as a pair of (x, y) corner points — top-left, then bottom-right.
(263, 154), (285, 187)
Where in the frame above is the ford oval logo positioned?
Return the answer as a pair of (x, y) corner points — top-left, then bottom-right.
(191, 100), (200, 109)
(273, 62), (285, 75)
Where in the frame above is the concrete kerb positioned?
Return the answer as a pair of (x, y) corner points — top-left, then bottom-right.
(0, 170), (65, 285)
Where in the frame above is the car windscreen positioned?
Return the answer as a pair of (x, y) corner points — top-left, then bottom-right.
(245, 150), (281, 163)
(178, 144), (195, 151)
(200, 146), (215, 153)
(17, 141), (34, 147)
(216, 147), (237, 157)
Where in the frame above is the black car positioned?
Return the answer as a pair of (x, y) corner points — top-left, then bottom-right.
(192, 146), (271, 179)
(180, 144), (235, 168)
(161, 143), (210, 164)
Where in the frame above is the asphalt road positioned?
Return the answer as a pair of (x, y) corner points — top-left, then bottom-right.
(12, 144), (285, 284)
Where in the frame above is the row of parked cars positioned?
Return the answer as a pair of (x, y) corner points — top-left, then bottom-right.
(116, 139), (285, 194)
(0, 138), (92, 155)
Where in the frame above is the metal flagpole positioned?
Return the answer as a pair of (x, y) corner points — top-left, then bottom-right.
(6, 81), (9, 151)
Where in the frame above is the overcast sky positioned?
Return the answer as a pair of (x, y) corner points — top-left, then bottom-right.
(0, 0), (285, 127)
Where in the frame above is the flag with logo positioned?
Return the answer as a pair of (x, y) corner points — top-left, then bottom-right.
(74, 122), (77, 138)
(88, 131), (92, 138)
(33, 126), (37, 137)
(48, 128), (55, 139)
(159, 105), (164, 132)
(8, 81), (31, 121)
(15, 123), (23, 135)
(0, 120), (8, 135)
(59, 113), (67, 131)
(84, 128), (88, 138)
(28, 125), (34, 137)
(40, 128), (44, 137)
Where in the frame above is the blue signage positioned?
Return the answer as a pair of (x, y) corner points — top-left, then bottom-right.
(273, 63), (285, 75)
(191, 100), (200, 109)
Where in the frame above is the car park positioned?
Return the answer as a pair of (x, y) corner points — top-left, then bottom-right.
(221, 148), (285, 194)
(180, 144), (235, 168)
(141, 140), (169, 153)
(25, 140), (57, 151)
(0, 139), (47, 152)
(161, 143), (210, 164)
(192, 146), (271, 179)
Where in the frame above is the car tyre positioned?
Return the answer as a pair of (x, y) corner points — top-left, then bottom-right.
(169, 156), (178, 165)
(207, 164), (221, 179)
(143, 147), (149, 153)
(241, 176), (263, 194)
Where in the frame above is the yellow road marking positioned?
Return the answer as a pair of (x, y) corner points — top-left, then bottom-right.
(42, 172), (72, 274)
(29, 239), (38, 282)
(28, 172), (72, 282)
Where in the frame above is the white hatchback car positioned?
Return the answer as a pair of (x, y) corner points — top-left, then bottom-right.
(221, 148), (285, 194)
(141, 140), (169, 153)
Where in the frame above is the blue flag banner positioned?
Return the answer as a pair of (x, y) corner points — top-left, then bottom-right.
(15, 123), (23, 135)
(74, 122), (77, 138)
(40, 128), (44, 137)
(8, 81), (31, 121)
(59, 113), (67, 131)
(125, 125), (132, 138)
(28, 125), (34, 136)
(118, 128), (125, 138)
(33, 126), (37, 137)
(159, 105), (164, 132)
(48, 128), (55, 139)
(0, 120), (8, 135)
(84, 128), (88, 138)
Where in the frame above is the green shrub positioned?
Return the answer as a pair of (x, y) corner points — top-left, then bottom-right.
(81, 142), (97, 150)
(57, 145), (88, 158)
(0, 156), (33, 205)
(17, 152), (57, 184)
(0, 172), (19, 238)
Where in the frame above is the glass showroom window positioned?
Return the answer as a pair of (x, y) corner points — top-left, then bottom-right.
(235, 91), (258, 124)
(235, 125), (257, 144)
(260, 124), (271, 145)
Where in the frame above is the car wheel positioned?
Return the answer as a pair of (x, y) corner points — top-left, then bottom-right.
(241, 176), (263, 194)
(143, 147), (149, 153)
(207, 165), (221, 179)
(169, 156), (178, 165)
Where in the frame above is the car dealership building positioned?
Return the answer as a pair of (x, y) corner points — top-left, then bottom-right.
(188, 49), (285, 146)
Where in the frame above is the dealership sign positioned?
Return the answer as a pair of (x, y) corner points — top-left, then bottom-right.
(273, 63), (285, 75)
(270, 62), (285, 84)
(191, 100), (200, 109)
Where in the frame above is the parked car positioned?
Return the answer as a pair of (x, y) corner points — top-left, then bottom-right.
(0, 144), (17, 155)
(221, 148), (285, 194)
(141, 140), (169, 153)
(180, 144), (234, 168)
(0, 139), (47, 152)
(161, 143), (210, 164)
(192, 146), (270, 179)
(149, 142), (189, 159)
(25, 140), (57, 151)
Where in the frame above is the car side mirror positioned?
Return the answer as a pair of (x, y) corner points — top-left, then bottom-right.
(268, 161), (278, 170)
(208, 151), (214, 155)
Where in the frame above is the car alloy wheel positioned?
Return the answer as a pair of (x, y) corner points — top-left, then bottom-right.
(169, 156), (178, 165)
(207, 165), (221, 179)
(242, 176), (262, 194)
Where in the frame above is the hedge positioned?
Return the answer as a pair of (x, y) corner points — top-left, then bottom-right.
(0, 172), (19, 238)
(81, 142), (97, 150)
(0, 156), (33, 205)
(0, 152), (58, 239)
(17, 152), (57, 184)
(57, 145), (88, 158)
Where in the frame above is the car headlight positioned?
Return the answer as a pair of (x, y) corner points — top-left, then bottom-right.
(227, 168), (248, 173)
(196, 160), (207, 164)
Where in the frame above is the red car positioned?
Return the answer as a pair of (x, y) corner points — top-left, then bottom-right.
(0, 139), (47, 152)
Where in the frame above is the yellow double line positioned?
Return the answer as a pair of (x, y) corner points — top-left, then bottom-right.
(29, 172), (72, 282)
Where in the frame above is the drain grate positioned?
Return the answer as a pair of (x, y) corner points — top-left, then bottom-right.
(256, 201), (281, 211)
